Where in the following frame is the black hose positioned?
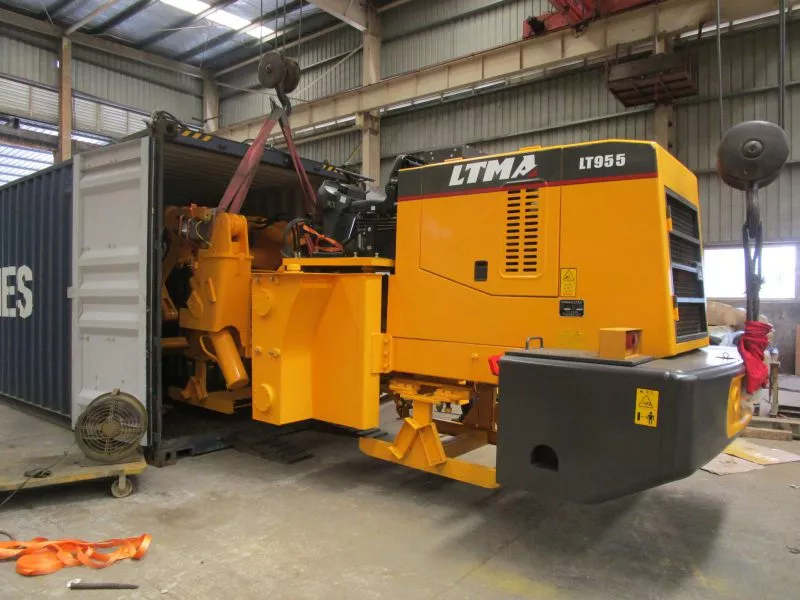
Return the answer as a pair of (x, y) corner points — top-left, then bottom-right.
(281, 218), (311, 257)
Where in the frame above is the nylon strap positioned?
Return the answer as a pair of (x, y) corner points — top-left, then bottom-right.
(279, 118), (320, 219)
(217, 105), (321, 219)
(217, 106), (283, 215)
(0, 534), (152, 576)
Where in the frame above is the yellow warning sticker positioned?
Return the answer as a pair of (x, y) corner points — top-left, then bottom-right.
(560, 268), (577, 297)
(634, 388), (659, 427)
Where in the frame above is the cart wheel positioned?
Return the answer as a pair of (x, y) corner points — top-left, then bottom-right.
(110, 476), (134, 498)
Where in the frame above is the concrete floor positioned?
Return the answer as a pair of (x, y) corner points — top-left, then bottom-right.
(1, 400), (800, 600)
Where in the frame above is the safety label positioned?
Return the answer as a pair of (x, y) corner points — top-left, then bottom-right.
(560, 268), (577, 297)
(634, 388), (659, 427)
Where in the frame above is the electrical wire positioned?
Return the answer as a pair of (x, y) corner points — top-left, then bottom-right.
(282, 217), (311, 256)
(292, 45), (362, 98)
(38, 1), (55, 26)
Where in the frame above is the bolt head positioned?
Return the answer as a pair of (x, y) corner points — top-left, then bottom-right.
(742, 139), (764, 158)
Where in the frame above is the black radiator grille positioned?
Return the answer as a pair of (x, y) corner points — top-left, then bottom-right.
(669, 235), (700, 265)
(676, 303), (706, 338)
(667, 190), (706, 341)
(672, 268), (703, 298)
(668, 196), (700, 238)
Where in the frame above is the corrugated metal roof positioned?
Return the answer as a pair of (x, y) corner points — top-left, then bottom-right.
(59, 0), (144, 29)
(103, 2), (198, 44)
(2, 0), (332, 71)
(0, 142), (54, 186)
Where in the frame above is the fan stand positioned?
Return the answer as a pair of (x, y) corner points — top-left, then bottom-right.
(0, 390), (149, 501)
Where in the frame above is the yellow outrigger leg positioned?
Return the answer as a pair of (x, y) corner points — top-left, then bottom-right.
(359, 379), (498, 488)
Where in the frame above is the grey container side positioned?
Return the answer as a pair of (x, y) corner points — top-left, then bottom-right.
(0, 163), (73, 418)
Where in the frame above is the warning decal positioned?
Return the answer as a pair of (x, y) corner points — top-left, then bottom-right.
(560, 268), (577, 297)
(634, 388), (659, 428)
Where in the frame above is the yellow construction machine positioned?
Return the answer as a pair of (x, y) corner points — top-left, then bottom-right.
(158, 54), (755, 503)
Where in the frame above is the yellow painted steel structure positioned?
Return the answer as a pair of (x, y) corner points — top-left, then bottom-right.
(250, 269), (384, 429)
(169, 139), (739, 490)
(386, 144), (704, 386)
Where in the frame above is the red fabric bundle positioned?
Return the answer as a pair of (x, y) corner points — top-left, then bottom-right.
(737, 321), (772, 393)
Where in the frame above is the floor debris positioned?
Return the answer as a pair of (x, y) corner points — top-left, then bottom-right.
(702, 454), (765, 475)
(702, 439), (800, 475)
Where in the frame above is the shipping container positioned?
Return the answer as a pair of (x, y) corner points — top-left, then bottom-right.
(0, 165), (72, 418)
(0, 117), (345, 462)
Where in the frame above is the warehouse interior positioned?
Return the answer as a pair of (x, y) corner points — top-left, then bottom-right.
(2, 0), (800, 598)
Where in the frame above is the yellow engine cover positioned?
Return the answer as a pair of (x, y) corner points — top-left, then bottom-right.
(387, 140), (707, 384)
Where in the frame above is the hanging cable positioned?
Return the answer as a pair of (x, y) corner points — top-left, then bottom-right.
(292, 45), (362, 98)
(259, 0), (264, 61)
(779, 0), (787, 129)
(282, 0), (287, 52)
(715, 0), (724, 137)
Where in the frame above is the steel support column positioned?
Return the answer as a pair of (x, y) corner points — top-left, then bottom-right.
(58, 38), (73, 162)
(359, 4), (381, 184)
(203, 78), (220, 133)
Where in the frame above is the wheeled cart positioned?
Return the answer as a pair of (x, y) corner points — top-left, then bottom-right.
(0, 451), (147, 499)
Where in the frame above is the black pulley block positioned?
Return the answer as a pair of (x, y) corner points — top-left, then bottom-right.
(258, 52), (287, 89)
(717, 120), (790, 190)
(258, 52), (300, 94)
(282, 57), (300, 94)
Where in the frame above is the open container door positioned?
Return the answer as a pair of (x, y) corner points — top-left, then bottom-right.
(70, 138), (151, 443)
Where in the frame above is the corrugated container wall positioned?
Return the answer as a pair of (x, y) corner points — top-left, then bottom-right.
(381, 0), (549, 78)
(0, 166), (73, 417)
(219, 27), (362, 127)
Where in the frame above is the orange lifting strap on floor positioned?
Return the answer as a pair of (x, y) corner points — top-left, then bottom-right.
(0, 534), (151, 576)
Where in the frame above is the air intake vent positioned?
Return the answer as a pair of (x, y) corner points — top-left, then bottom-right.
(676, 303), (706, 338)
(504, 189), (539, 275)
(667, 189), (706, 342)
(668, 197), (699, 238)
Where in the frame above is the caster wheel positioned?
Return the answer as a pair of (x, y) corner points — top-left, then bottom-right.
(110, 477), (134, 498)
